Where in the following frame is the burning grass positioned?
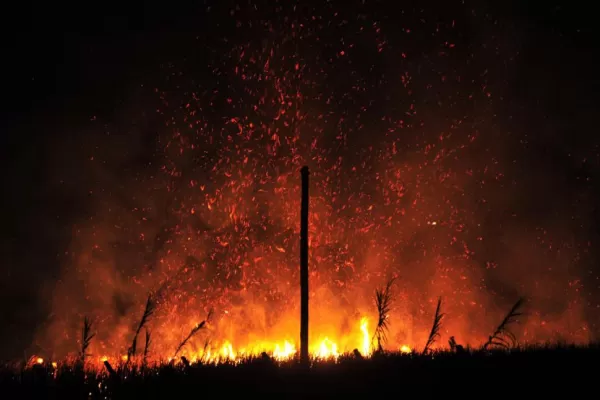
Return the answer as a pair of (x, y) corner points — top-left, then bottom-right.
(3, 344), (599, 399)
(9, 295), (583, 371)
(3, 292), (596, 398)
(24, 0), (595, 379)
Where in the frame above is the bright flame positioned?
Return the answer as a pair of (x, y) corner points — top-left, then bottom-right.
(39, 317), (410, 368)
(273, 341), (296, 361)
(360, 317), (371, 357)
(51, 362), (57, 368)
(314, 338), (339, 359)
(220, 341), (236, 361)
(184, 318), (375, 364)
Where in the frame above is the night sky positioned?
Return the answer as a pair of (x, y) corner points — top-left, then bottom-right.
(1, 0), (599, 361)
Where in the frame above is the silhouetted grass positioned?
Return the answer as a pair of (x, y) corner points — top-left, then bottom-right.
(127, 294), (156, 361)
(422, 297), (444, 354)
(173, 309), (213, 359)
(483, 297), (527, 350)
(79, 317), (95, 365)
(142, 329), (151, 367)
(2, 344), (598, 399)
(373, 278), (395, 351)
(0, 287), (586, 399)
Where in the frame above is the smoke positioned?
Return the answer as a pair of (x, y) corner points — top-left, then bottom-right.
(2, 1), (598, 361)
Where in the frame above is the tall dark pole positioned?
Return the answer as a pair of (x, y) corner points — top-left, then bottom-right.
(300, 166), (310, 365)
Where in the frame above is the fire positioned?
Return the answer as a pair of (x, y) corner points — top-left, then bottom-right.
(314, 338), (339, 360)
(219, 341), (236, 361)
(273, 341), (296, 361)
(132, 316), (377, 366)
(400, 345), (411, 354)
(360, 317), (371, 357)
(36, 357), (44, 365)
(36, 2), (592, 366)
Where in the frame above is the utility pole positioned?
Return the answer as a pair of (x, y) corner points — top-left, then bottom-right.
(300, 166), (310, 365)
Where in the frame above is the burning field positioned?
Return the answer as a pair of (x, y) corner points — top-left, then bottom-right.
(2, 0), (599, 394)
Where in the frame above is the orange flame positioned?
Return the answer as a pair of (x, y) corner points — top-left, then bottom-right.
(400, 345), (411, 354)
(360, 317), (371, 357)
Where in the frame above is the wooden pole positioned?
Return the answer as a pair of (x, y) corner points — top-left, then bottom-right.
(300, 166), (310, 365)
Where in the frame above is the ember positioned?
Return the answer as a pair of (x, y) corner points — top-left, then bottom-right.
(14, 0), (595, 370)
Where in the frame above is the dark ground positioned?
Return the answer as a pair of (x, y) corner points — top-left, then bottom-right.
(1, 346), (598, 399)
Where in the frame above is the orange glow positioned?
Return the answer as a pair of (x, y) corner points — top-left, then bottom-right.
(160, 317), (374, 365)
(273, 341), (296, 361)
(35, 13), (593, 366)
(314, 338), (339, 360)
(36, 357), (44, 365)
(360, 317), (372, 357)
(219, 341), (236, 361)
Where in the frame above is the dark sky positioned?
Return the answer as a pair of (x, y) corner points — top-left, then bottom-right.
(0, 0), (599, 360)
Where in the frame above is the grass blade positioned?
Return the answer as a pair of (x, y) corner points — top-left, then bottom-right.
(423, 297), (444, 354)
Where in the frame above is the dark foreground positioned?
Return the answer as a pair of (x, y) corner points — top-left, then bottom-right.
(2, 345), (597, 399)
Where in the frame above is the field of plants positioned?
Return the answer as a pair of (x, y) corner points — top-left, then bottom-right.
(2, 344), (598, 399)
